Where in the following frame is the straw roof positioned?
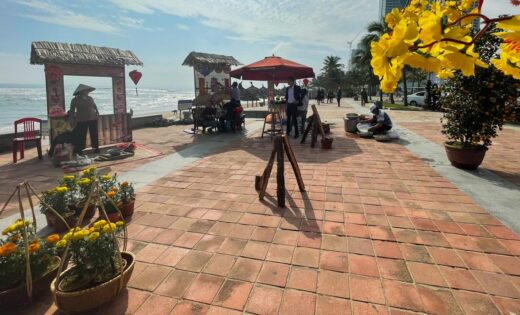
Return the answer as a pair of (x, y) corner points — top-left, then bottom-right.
(30, 41), (143, 66)
(239, 83), (258, 101)
(183, 51), (241, 66)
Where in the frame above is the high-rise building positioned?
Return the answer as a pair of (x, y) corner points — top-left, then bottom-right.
(379, 0), (408, 22)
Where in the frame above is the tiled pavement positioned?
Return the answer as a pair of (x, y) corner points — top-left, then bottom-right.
(13, 104), (520, 315)
(400, 122), (520, 188)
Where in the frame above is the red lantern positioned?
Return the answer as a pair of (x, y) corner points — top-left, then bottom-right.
(129, 70), (142, 96)
(303, 78), (309, 86)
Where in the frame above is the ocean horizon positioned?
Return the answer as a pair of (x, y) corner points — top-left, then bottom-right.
(0, 85), (195, 134)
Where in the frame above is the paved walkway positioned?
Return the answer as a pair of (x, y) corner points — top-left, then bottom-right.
(10, 99), (520, 315)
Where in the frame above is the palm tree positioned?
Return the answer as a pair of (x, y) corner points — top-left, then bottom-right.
(321, 55), (344, 90)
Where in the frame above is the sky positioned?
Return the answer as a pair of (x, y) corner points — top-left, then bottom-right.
(0, 0), (516, 91)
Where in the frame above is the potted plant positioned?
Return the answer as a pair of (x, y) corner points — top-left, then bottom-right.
(76, 168), (99, 219)
(441, 23), (518, 169)
(118, 181), (135, 217)
(58, 175), (78, 213)
(0, 219), (62, 306)
(100, 189), (122, 222)
(40, 187), (77, 233)
(50, 220), (135, 313)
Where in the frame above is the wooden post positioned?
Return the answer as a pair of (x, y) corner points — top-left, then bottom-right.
(275, 136), (285, 207)
(256, 148), (276, 201)
(300, 114), (314, 144)
(311, 105), (326, 139)
(282, 135), (305, 192)
(311, 121), (318, 148)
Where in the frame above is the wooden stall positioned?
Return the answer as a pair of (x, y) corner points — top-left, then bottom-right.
(30, 41), (143, 148)
(182, 52), (241, 100)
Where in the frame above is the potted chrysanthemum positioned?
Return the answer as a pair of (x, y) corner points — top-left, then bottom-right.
(0, 219), (61, 306)
(50, 220), (135, 313)
(40, 186), (77, 233)
(75, 167), (99, 219)
(118, 181), (135, 217)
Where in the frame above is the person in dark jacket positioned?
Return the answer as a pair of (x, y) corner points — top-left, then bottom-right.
(285, 77), (302, 138)
(69, 84), (99, 154)
(336, 86), (342, 107)
(361, 88), (368, 107)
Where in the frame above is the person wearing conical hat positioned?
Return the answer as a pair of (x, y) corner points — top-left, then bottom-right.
(69, 84), (100, 154)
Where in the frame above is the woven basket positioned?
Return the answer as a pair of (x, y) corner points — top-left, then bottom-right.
(0, 257), (60, 307)
(50, 252), (135, 314)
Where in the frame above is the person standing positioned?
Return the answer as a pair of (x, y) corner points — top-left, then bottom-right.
(361, 88), (368, 107)
(69, 84), (99, 154)
(298, 86), (309, 134)
(285, 77), (302, 138)
(336, 86), (342, 107)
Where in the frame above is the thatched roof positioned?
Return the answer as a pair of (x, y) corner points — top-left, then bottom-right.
(183, 51), (241, 66)
(239, 83), (258, 101)
(30, 41), (143, 66)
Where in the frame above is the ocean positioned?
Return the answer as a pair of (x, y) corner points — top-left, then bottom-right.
(0, 86), (195, 134)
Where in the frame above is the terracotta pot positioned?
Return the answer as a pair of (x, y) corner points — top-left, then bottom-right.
(46, 212), (77, 233)
(321, 137), (333, 149)
(99, 210), (123, 223)
(120, 201), (135, 218)
(75, 203), (96, 219)
(51, 252), (135, 314)
(0, 257), (60, 307)
(444, 142), (488, 170)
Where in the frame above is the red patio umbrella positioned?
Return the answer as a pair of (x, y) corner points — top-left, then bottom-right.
(230, 55), (315, 81)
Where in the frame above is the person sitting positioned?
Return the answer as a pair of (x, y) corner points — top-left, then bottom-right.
(361, 105), (393, 134)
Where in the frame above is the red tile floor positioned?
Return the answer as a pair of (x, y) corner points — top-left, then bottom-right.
(14, 116), (520, 314)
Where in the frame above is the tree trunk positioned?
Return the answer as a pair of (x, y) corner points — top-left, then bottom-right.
(390, 93), (395, 104)
(402, 67), (408, 106)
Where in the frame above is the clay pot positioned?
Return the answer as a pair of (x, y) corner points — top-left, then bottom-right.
(444, 142), (488, 170)
(75, 202), (96, 219)
(46, 212), (77, 233)
(120, 201), (135, 218)
(321, 137), (333, 149)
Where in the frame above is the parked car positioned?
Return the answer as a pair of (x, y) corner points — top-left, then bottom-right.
(407, 91), (426, 106)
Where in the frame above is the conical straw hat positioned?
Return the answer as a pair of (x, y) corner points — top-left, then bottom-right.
(73, 84), (95, 95)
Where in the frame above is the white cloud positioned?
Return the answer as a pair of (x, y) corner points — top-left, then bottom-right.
(481, 1), (519, 18)
(15, 0), (120, 34)
(118, 16), (160, 31)
(176, 23), (190, 30)
(109, 0), (376, 48)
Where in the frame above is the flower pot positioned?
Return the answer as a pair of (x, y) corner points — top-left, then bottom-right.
(45, 212), (77, 233)
(321, 137), (333, 149)
(98, 210), (123, 222)
(51, 252), (135, 314)
(75, 202), (96, 219)
(120, 201), (135, 218)
(444, 142), (488, 170)
(0, 257), (60, 307)
(344, 114), (360, 133)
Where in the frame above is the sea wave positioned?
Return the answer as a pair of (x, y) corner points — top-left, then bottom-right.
(0, 87), (194, 134)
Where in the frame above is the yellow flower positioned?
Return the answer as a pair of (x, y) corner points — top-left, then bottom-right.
(100, 175), (112, 181)
(55, 186), (68, 193)
(1, 242), (17, 256)
(56, 239), (67, 248)
(63, 232), (73, 241)
(88, 232), (100, 241)
(46, 234), (60, 244)
(2, 226), (13, 235)
(103, 223), (117, 233)
(94, 220), (107, 229)
(107, 191), (116, 199)
(63, 175), (75, 181)
(385, 8), (402, 29)
(28, 242), (40, 253)
(115, 221), (125, 227)
(78, 178), (92, 186)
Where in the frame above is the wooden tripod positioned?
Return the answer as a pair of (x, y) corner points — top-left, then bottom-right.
(255, 135), (305, 207)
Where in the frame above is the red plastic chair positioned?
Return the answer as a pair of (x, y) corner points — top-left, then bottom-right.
(12, 117), (43, 163)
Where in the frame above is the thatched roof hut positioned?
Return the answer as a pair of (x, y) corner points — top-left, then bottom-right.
(30, 41), (143, 66)
(182, 52), (241, 66)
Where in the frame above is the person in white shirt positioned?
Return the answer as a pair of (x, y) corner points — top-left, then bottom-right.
(285, 77), (302, 138)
